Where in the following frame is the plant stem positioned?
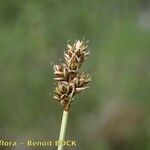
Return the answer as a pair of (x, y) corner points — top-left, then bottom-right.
(57, 110), (69, 150)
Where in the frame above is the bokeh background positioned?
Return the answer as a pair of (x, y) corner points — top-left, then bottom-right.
(0, 0), (150, 150)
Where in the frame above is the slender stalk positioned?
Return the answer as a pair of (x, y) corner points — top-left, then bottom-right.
(57, 110), (69, 150)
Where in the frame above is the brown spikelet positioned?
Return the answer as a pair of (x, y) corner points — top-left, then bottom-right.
(53, 40), (91, 111)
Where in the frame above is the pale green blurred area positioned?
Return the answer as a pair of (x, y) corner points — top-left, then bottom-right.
(0, 0), (150, 150)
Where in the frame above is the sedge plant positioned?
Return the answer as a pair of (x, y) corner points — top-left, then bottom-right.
(53, 40), (91, 150)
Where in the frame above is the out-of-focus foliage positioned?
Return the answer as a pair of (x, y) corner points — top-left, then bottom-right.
(0, 0), (149, 150)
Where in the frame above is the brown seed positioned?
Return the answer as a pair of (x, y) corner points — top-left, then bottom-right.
(53, 40), (91, 111)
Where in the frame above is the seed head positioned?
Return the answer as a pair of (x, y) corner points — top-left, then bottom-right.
(53, 40), (91, 111)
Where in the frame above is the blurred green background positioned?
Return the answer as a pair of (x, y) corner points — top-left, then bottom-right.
(0, 0), (150, 150)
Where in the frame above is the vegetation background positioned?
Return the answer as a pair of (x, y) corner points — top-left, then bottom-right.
(0, 0), (149, 150)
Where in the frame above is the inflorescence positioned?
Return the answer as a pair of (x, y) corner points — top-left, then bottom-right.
(53, 40), (91, 111)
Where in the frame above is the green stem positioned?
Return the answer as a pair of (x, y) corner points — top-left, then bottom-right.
(57, 110), (69, 150)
